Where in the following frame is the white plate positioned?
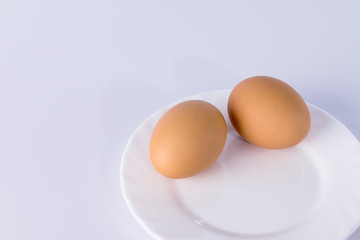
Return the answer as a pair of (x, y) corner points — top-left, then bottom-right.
(120, 89), (360, 240)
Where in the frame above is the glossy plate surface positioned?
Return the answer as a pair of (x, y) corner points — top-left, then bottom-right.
(121, 89), (360, 240)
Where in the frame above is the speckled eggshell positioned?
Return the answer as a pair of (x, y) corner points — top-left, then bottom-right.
(150, 100), (227, 179)
(227, 76), (311, 149)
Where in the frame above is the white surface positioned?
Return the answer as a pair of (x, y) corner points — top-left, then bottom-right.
(0, 1), (359, 240)
(121, 90), (360, 240)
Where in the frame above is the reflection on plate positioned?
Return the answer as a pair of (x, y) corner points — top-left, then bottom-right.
(120, 89), (360, 240)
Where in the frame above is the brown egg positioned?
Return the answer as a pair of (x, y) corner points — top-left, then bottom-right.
(149, 100), (227, 178)
(228, 76), (311, 149)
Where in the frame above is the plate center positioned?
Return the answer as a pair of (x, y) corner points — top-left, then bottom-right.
(173, 131), (322, 236)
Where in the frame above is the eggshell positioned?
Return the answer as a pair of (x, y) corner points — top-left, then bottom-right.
(227, 76), (311, 149)
(150, 100), (227, 179)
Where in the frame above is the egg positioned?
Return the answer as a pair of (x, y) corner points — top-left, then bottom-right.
(149, 100), (227, 178)
(227, 76), (311, 149)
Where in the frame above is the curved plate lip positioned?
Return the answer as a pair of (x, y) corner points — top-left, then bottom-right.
(120, 89), (360, 240)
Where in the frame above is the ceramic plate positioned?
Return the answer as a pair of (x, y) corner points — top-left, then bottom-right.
(120, 89), (360, 240)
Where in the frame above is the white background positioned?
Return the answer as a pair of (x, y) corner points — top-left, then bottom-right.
(0, 0), (359, 239)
